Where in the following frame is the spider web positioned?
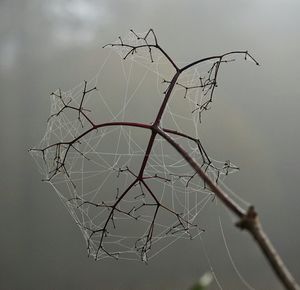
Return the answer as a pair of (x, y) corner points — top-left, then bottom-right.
(30, 30), (245, 263)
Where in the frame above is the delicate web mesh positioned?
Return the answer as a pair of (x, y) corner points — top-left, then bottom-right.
(30, 30), (243, 262)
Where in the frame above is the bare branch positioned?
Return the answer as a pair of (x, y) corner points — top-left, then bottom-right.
(31, 29), (300, 290)
(103, 28), (178, 71)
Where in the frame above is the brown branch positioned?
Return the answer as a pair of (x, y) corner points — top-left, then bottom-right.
(237, 207), (300, 290)
(103, 29), (179, 71)
(157, 127), (299, 290)
(32, 29), (299, 290)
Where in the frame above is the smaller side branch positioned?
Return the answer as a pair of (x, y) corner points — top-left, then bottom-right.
(49, 82), (96, 127)
(157, 128), (246, 218)
(103, 29), (179, 71)
(180, 51), (259, 73)
(162, 127), (239, 185)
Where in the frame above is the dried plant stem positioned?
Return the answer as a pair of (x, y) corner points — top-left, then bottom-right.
(237, 207), (300, 290)
(34, 29), (299, 290)
(158, 127), (299, 290)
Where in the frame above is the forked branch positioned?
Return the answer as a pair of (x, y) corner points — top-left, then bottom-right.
(32, 29), (299, 290)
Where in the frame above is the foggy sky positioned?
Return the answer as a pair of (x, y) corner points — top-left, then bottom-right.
(1, 1), (300, 289)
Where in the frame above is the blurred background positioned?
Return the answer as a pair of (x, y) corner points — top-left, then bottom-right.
(1, 0), (300, 289)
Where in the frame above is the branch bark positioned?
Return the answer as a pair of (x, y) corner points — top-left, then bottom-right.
(158, 127), (300, 290)
(34, 29), (300, 289)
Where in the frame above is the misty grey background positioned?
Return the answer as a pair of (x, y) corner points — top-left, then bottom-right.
(1, 0), (300, 289)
